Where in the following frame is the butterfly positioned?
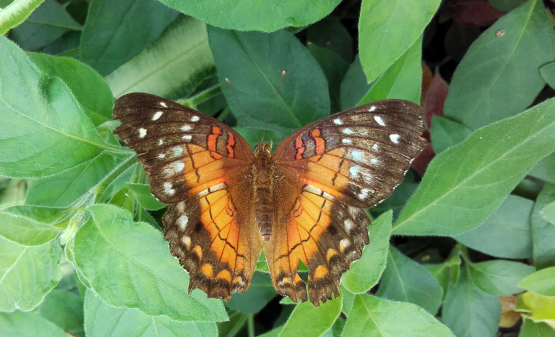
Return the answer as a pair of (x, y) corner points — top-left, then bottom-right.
(113, 92), (426, 305)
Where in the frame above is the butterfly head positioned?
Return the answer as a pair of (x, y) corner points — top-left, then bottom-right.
(254, 139), (273, 154)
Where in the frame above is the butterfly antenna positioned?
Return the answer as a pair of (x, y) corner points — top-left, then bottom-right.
(225, 78), (257, 140)
(262, 70), (286, 143)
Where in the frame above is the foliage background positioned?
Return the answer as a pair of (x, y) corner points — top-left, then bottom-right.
(0, 0), (554, 336)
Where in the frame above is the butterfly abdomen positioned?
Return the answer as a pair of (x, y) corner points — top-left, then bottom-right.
(253, 144), (276, 241)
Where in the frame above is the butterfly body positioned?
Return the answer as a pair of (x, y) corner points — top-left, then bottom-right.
(113, 93), (426, 305)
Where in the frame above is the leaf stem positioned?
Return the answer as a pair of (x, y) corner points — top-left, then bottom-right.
(177, 84), (222, 108)
(247, 314), (255, 337)
(93, 154), (137, 202)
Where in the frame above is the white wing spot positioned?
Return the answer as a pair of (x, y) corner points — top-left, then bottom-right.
(152, 111), (163, 121)
(173, 146), (184, 157)
(157, 153), (166, 159)
(160, 102), (168, 108)
(340, 239), (350, 252)
(303, 185), (322, 196)
(342, 128), (354, 135)
(191, 116), (200, 122)
(182, 135), (192, 141)
(138, 128), (147, 138)
(372, 143), (379, 151)
(370, 158), (381, 166)
(181, 236), (191, 249)
(349, 165), (360, 177)
(344, 219), (355, 233)
(351, 150), (363, 161)
(373, 115), (386, 126)
(172, 161), (185, 173)
(176, 202), (185, 213)
(333, 118), (343, 125)
(181, 125), (192, 132)
(358, 188), (371, 200)
(163, 182), (175, 196)
(158, 139), (164, 146)
(177, 215), (189, 230)
(369, 105), (377, 112)
(342, 139), (352, 145)
(390, 134), (400, 144)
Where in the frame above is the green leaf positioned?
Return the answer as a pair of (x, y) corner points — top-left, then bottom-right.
(358, 35), (422, 105)
(73, 204), (227, 322)
(541, 202), (555, 225)
(0, 237), (62, 311)
(516, 291), (555, 325)
(80, 0), (177, 76)
(9, 0), (81, 50)
(158, 0), (341, 32)
(340, 55), (374, 110)
(393, 99), (555, 236)
(443, 0), (555, 130)
(307, 17), (353, 62)
(25, 153), (133, 207)
(341, 211), (391, 293)
(27, 52), (114, 126)
(370, 173), (419, 221)
(540, 61), (555, 89)
(225, 271), (276, 314)
(208, 26), (330, 143)
(529, 153), (555, 183)
(342, 294), (455, 337)
(84, 289), (218, 337)
(467, 260), (535, 296)
(518, 319), (555, 337)
(488, 0), (529, 12)
(358, 0), (441, 82)
(0, 205), (65, 245)
(376, 246), (443, 315)
(453, 195), (535, 259)
(0, 310), (67, 337)
(0, 0), (45, 35)
(307, 44), (349, 113)
(531, 183), (555, 269)
(126, 183), (166, 211)
(278, 295), (341, 337)
(442, 267), (501, 337)
(518, 267), (555, 297)
(423, 263), (449, 300)
(0, 36), (120, 178)
(430, 116), (473, 154)
(35, 289), (84, 336)
(106, 16), (215, 100)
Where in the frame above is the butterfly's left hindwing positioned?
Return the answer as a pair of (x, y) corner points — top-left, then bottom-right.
(113, 93), (260, 301)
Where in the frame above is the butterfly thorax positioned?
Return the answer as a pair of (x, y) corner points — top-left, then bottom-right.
(253, 142), (275, 241)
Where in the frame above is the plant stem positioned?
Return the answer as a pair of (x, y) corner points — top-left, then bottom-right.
(247, 314), (255, 337)
(93, 154), (136, 202)
(177, 84), (222, 108)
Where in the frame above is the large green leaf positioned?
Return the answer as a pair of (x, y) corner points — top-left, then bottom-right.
(341, 211), (391, 294)
(208, 26), (330, 144)
(342, 294), (454, 337)
(358, 35), (422, 105)
(73, 204), (227, 322)
(84, 289), (218, 337)
(0, 0), (45, 35)
(0, 310), (67, 337)
(518, 319), (555, 337)
(467, 260), (535, 296)
(35, 289), (84, 336)
(159, 0), (341, 32)
(80, 0), (177, 76)
(358, 0), (440, 83)
(106, 16), (215, 100)
(340, 55), (374, 110)
(531, 183), (555, 269)
(442, 267), (501, 337)
(393, 99), (555, 236)
(443, 0), (555, 130)
(376, 246), (443, 315)
(0, 205), (64, 245)
(453, 195), (534, 259)
(278, 295), (341, 337)
(27, 52), (114, 126)
(0, 36), (121, 178)
(0, 237), (62, 311)
(9, 0), (81, 50)
(518, 267), (555, 297)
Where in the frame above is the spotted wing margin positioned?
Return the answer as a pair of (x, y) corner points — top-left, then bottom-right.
(262, 180), (370, 305)
(113, 93), (254, 204)
(272, 99), (426, 209)
(164, 179), (261, 301)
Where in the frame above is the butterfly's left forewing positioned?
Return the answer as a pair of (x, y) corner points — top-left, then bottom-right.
(264, 99), (426, 305)
(113, 93), (261, 301)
